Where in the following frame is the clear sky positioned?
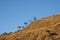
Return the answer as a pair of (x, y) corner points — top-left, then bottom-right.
(0, 0), (60, 34)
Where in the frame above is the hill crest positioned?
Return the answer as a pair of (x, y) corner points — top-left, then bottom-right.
(0, 14), (60, 40)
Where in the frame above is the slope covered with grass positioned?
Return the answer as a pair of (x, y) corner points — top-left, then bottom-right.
(0, 14), (60, 40)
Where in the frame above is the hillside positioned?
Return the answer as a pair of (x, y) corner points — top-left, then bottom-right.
(0, 14), (60, 40)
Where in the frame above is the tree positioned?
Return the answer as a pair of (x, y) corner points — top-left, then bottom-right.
(21, 26), (24, 29)
(17, 26), (25, 29)
(2, 32), (8, 35)
(33, 16), (37, 21)
(24, 22), (28, 26)
(17, 26), (21, 29)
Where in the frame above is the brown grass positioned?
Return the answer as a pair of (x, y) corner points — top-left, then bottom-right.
(0, 14), (60, 40)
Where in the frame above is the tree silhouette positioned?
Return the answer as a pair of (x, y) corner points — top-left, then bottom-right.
(22, 26), (24, 29)
(33, 16), (37, 21)
(17, 26), (25, 29)
(17, 26), (21, 29)
(24, 22), (28, 26)
(2, 32), (8, 35)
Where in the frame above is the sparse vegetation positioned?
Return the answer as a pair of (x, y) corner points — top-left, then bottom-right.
(24, 22), (28, 26)
(17, 26), (24, 29)
(0, 14), (60, 40)
(2, 32), (8, 35)
(1, 32), (12, 35)
(33, 16), (37, 21)
(46, 29), (51, 33)
(1, 38), (7, 40)
(17, 26), (21, 29)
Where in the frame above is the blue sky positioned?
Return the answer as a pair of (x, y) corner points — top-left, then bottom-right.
(0, 0), (60, 34)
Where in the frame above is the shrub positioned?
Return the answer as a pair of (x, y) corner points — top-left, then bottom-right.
(33, 16), (37, 21)
(2, 32), (8, 35)
(17, 26), (21, 29)
(24, 22), (28, 26)
(1, 38), (7, 40)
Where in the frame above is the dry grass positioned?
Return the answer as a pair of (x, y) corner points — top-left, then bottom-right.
(0, 14), (60, 40)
